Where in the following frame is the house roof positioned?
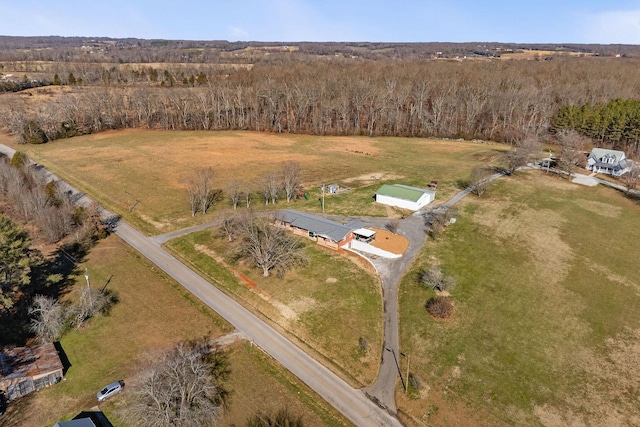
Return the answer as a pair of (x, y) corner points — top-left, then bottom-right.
(588, 148), (626, 162)
(54, 419), (97, 427)
(375, 184), (435, 202)
(0, 343), (63, 382)
(588, 148), (628, 169)
(276, 210), (353, 242)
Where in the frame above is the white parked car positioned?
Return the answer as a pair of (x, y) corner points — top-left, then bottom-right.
(96, 380), (125, 402)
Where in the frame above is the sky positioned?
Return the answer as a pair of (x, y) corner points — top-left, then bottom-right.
(1, 0), (640, 44)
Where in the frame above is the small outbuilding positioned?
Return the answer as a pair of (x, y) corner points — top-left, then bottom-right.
(0, 343), (64, 400)
(586, 148), (630, 176)
(375, 184), (436, 211)
(352, 228), (377, 244)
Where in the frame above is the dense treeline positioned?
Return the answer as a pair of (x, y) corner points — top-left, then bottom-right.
(3, 57), (640, 153)
(0, 77), (50, 93)
(552, 98), (640, 154)
(2, 36), (640, 64)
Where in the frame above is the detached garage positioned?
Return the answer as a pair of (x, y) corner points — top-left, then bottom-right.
(375, 184), (435, 211)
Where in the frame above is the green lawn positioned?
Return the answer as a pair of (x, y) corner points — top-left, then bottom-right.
(165, 228), (383, 387)
(397, 171), (640, 426)
(3, 236), (349, 427)
(15, 130), (508, 233)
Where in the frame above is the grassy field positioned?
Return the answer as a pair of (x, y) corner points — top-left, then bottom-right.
(165, 229), (383, 387)
(0, 236), (348, 427)
(11, 129), (508, 234)
(397, 171), (640, 426)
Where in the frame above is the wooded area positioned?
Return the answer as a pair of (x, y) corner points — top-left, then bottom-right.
(2, 37), (640, 155)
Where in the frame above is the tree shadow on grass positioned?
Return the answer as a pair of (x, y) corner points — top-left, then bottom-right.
(0, 241), (90, 348)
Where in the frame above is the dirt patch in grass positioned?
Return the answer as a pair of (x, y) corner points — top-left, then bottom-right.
(342, 171), (404, 186)
(573, 198), (622, 218)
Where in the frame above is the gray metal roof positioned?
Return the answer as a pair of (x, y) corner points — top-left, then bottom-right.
(54, 419), (97, 427)
(276, 210), (353, 242)
(588, 148), (628, 169)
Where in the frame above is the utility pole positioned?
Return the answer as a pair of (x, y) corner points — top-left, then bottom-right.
(405, 353), (410, 393)
(321, 184), (325, 213)
(84, 268), (92, 307)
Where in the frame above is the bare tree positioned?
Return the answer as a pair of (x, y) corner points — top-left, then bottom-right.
(470, 166), (492, 197)
(218, 209), (240, 242)
(258, 171), (281, 205)
(282, 161), (302, 203)
(29, 295), (65, 343)
(237, 214), (307, 277)
(121, 339), (230, 427)
(184, 167), (216, 216)
(557, 130), (590, 176)
(226, 179), (243, 210)
(504, 136), (541, 173)
(425, 206), (457, 240)
(621, 160), (640, 194)
(244, 184), (254, 209)
(419, 266), (457, 292)
(69, 281), (114, 329)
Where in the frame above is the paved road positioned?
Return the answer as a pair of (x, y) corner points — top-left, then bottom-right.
(151, 219), (224, 244)
(0, 144), (402, 427)
(114, 222), (401, 426)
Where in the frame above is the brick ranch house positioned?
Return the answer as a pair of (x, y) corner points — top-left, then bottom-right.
(274, 209), (370, 250)
(0, 342), (64, 400)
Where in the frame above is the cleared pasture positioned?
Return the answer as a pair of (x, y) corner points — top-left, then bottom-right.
(14, 129), (508, 233)
(397, 172), (640, 426)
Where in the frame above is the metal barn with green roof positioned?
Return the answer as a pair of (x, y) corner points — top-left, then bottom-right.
(375, 184), (435, 211)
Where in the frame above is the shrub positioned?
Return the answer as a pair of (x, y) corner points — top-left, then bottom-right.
(10, 151), (29, 168)
(425, 296), (453, 319)
(408, 372), (423, 391)
(358, 337), (369, 352)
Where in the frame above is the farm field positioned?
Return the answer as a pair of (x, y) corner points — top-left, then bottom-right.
(9, 129), (508, 234)
(0, 236), (347, 427)
(397, 171), (640, 426)
(165, 229), (383, 387)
